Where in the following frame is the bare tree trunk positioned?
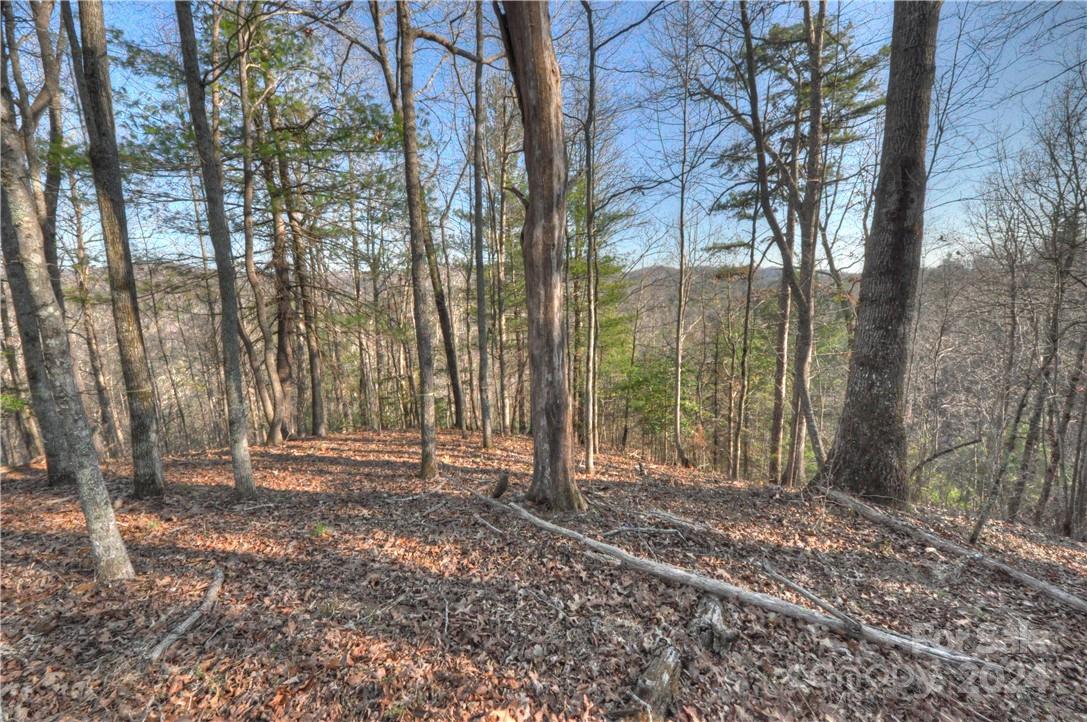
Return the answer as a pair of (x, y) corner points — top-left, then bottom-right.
(235, 4), (286, 445)
(732, 219), (755, 479)
(2, 95), (133, 580)
(581, 0), (599, 474)
(768, 269), (790, 482)
(397, 2), (438, 479)
(473, 3), (493, 448)
(70, 173), (123, 456)
(673, 9), (693, 468)
(814, 0), (942, 506)
(64, 0), (165, 497)
(422, 212), (465, 432)
(1036, 332), (1087, 524)
(252, 104), (297, 440)
(177, 0), (256, 496)
(495, 0), (585, 511)
(0, 281), (44, 461)
(1008, 231), (1074, 519)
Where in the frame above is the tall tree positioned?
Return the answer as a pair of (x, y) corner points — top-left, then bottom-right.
(63, 0), (166, 497)
(495, 0), (586, 511)
(1, 1), (76, 486)
(2, 89), (134, 581)
(235, 1), (287, 445)
(473, 2), (493, 448)
(814, 1), (942, 505)
(396, 1), (439, 478)
(672, 4), (694, 468)
(176, 0), (257, 497)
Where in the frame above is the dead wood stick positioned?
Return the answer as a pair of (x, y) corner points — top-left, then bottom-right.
(147, 568), (224, 662)
(472, 513), (504, 535)
(622, 642), (682, 722)
(472, 492), (995, 668)
(689, 595), (737, 654)
(603, 526), (683, 538)
(759, 561), (863, 638)
(827, 490), (1087, 615)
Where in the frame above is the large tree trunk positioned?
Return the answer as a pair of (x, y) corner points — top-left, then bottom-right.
(814, 1), (942, 506)
(64, 0), (165, 498)
(2, 94), (133, 581)
(473, 3), (493, 448)
(397, 2), (439, 479)
(495, 0), (585, 511)
(177, 0), (257, 497)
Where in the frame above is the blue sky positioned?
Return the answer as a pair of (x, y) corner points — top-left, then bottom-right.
(76, 2), (1087, 273)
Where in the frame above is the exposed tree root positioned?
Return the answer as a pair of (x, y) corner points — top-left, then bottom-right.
(827, 490), (1087, 615)
(473, 493), (996, 668)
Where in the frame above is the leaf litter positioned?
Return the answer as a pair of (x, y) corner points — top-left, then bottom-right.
(2, 431), (1085, 720)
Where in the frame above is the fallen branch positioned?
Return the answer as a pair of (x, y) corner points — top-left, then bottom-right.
(472, 513), (504, 535)
(827, 490), (1087, 615)
(621, 642), (682, 722)
(759, 561), (862, 638)
(147, 567), (224, 663)
(603, 526), (683, 539)
(472, 493), (995, 668)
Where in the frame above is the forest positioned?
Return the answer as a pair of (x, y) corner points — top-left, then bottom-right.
(1, 1), (1085, 720)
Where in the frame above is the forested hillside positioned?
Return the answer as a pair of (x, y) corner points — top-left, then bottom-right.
(1, 1), (1085, 719)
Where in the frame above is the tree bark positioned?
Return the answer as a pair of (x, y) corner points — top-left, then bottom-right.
(581, 0), (598, 475)
(672, 8), (693, 469)
(473, 2), (493, 448)
(495, 0), (585, 511)
(814, 1), (942, 506)
(397, 2), (438, 479)
(252, 101), (297, 440)
(176, 0), (257, 497)
(2, 92), (133, 580)
(70, 172), (124, 456)
(64, 0), (165, 497)
(236, 6), (286, 445)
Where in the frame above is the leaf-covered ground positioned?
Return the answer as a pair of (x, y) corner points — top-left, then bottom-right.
(3, 431), (1085, 721)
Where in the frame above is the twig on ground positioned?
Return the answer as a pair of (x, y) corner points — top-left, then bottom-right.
(602, 526), (683, 539)
(147, 568), (224, 663)
(472, 513), (503, 535)
(759, 561), (863, 638)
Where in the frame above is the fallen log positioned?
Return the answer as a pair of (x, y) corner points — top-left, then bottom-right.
(473, 493), (995, 668)
(826, 490), (1087, 615)
(147, 567), (224, 662)
(689, 595), (737, 654)
(622, 642), (682, 722)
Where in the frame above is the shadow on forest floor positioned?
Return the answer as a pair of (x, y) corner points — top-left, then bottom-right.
(3, 430), (1086, 720)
